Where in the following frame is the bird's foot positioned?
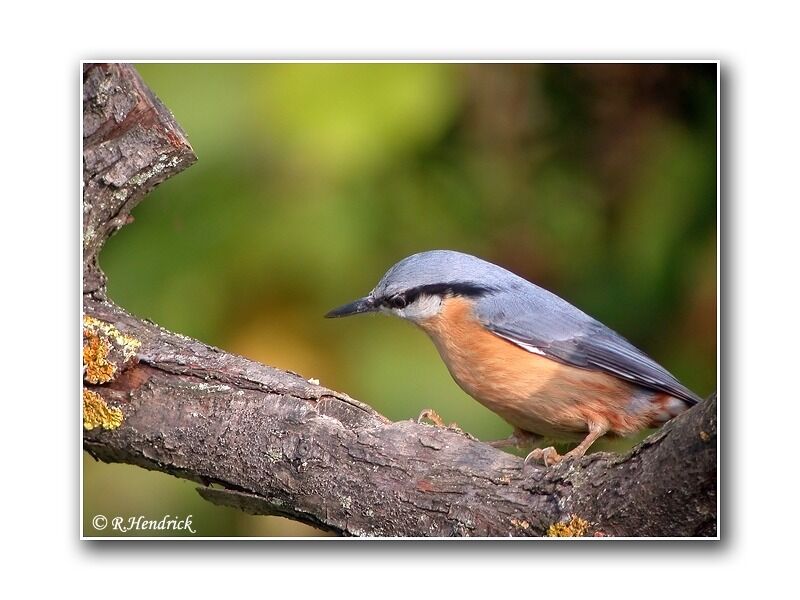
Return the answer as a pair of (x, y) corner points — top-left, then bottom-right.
(523, 423), (608, 469)
(523, 445), (590, 468)
(417, 409), (477, 441)
(417, 408), (447, 427)
(523, 446), (563, 468)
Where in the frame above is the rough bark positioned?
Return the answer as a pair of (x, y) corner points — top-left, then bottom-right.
(82, 63), (718, 537)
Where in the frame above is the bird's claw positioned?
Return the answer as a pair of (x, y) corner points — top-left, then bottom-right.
(417, 409), (476, 440)
(417, 408), (446, 427)
(523, 445), (590, 469)
(524, 446), (563, 468)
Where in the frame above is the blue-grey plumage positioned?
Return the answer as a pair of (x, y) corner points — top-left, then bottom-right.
(326, 249), (703, 465)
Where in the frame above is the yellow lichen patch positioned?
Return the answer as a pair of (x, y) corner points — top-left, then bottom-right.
(83, 389), (123, 430)
(546, 515), (591, 537)
(83, 315), (141, 360)
(83, 332), (116, 384)
(82, 315), (141, 383)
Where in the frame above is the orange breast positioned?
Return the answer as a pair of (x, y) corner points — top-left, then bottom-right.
(418, 296), (662, 439)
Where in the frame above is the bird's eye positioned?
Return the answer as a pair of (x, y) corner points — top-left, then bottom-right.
(388, 295), (407, 309)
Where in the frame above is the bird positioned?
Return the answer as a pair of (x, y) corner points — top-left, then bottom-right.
(325, 250), (703, 467)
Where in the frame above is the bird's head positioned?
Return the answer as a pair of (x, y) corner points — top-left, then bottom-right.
(325, 250), (521, 324)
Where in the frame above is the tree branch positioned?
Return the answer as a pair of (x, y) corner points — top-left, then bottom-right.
(82, 63), (717, 537)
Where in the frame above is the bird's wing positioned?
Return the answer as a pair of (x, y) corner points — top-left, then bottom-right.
(474, 285), (702, 405)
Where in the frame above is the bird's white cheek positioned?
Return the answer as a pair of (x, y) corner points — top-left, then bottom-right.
(399, 295), (443, 323)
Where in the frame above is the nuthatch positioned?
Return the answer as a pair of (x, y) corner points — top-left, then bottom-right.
(326, 250), (702, 466)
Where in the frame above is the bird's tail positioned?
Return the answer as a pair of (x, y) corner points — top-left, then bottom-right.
(651, 393), (695, 425)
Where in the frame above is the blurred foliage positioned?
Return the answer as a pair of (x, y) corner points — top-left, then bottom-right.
(84, 63), (717, 537)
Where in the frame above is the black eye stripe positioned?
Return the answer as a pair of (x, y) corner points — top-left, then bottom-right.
(382, 283), (493, 307)
(409, 283), (494, 299)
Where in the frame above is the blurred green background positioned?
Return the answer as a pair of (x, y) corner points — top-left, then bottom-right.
(83, 62), (717, 537)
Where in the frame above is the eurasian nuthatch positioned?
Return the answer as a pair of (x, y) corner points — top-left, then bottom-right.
(326, 250), (702, 466)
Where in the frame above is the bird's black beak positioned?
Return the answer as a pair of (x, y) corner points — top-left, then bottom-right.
(324, 295), (378, 318)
